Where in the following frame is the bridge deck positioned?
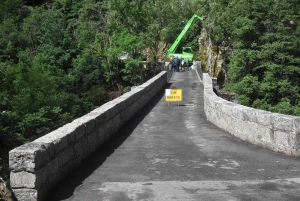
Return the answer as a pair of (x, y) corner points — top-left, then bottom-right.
(49, 69), (300, 201)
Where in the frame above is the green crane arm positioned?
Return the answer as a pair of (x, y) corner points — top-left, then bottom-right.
(167, 14), (204, 58)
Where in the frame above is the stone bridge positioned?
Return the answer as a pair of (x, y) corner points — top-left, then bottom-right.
(9, 62), (300, 201)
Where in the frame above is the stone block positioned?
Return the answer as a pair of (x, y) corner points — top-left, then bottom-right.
(231, 105), (251, 121)
(54, 162), (69, 181)
(205, 95), (219, 109)
(136, 86), (146, 96)
(220, 114), (229, 131)
(10, 171), (36, 188)
(274, 130), (290, 148)
(87, 131), (99, 151)
(34, 158), (58, 189)
(95, 103), (115, 120)
(45, 162), (63, 190)
(294, 118), (300, 151)
(226, 116), (235, 136)
(81, 136), (94, 160)
(214, 110), (225, 130)
(131, 86), (143, 96)
(119, 108), (127, 123)
(142, 81), (151, 90)
(62, 123), (79, 144)
(71, 115), (96, 136)
(9, 142), (49, 172)
(34, 125), (77, 156)
(251, 110), (272, 127)
(74, 142), (82, 157)
(240, 108), (256, 122)
(271, 114), (296, 133)
(66, 156), (82, 173)
(230, 118), (242, 139)
(207, 108), (215, 123)
(219, 101), (235, 117)
(57, 148), (74, 168)
(213, 99), (227, 112)
(105, 119), (114, 135)
(127, 92), (140, 104)
(107, 100), (119, 117)
(111, 113), (121, 133)
(203, 73), (212, 90)
(249, 122), (268, 144)
(203, 105), (211, 120)
(12, 189), (37, 201)
(239, 119), (250, 140)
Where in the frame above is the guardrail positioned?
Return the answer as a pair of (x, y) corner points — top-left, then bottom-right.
(9, 71), (168, 201)
(203, 73), (300, 157)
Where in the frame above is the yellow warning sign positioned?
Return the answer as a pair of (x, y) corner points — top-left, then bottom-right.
(165, 89), (182, 101)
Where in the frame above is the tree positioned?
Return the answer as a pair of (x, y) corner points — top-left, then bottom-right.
(207, 0), (300, 116)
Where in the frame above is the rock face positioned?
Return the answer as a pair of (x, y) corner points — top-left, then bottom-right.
(197, 28), (232, 89)
(0, 177), (14, 201)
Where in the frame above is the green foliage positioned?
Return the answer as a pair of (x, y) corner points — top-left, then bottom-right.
(82, 86), (107, 107)
(22, 6), (78, 70)
(1, 0), (202, 158)
(71, 52), (106, 91)
(0, 0), (221, 148)
(121, 58), (143, 85)
(0, 0), (22, 22)
(206, 0), (300, 116)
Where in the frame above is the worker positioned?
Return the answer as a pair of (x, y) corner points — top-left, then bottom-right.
(169, 56), (176, 72)
(181, 58), (185, 71)
(175, 56), (180, 72)
(185, 57), (190, 71)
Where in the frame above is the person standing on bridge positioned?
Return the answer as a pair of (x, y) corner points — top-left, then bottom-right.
(181, 58), (185, 71)
(175, 56), (180, 72)
(169, 56), (176, 72)
(185, 57), (190, 71)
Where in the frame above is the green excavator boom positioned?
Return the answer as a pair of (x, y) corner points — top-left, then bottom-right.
(167, 14), (205, 63)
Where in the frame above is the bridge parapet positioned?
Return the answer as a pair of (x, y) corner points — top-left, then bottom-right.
(203, 73), (300, 157)
(9, 71), (168, 201)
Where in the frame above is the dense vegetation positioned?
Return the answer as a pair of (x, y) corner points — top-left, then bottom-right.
(204, 0), (300, 115)
(1, 0), (300, 199)
(0, 0), (203, 198)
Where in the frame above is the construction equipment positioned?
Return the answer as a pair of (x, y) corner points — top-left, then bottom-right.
(167, 14), (205, 64)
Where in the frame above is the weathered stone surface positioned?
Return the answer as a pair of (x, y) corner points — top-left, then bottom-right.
(272, 114), (296, 133)
(13, 189), (37, 201)
(203, 72), (300, 157)
(9, 71), (168, 200)
(294, 118), (300, 152)
(9, 142), (49, 172)
(0, 177), (14, 201)
(248, 110), (271, 126)
(33, 124), (79, 157)
(205, 94), (219, 108)
(71, 115), (96, 136)
(198, 28), (231, 84)
(219, 101), (235, 117)
(10, 171), (36, 188)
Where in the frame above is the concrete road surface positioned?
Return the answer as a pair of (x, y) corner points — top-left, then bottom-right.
(48, 69), (300, 201)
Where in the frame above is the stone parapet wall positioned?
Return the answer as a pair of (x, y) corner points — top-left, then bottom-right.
(203, 73), (300, 157)
(9, 71), (168, 201)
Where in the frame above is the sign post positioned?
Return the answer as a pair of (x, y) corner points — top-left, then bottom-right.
(165, 89), (182, 106)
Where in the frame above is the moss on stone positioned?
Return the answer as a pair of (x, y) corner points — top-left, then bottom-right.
(211, 45), (219, 54)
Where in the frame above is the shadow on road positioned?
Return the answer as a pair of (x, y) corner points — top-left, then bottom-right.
(48, 83), (172, 201)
